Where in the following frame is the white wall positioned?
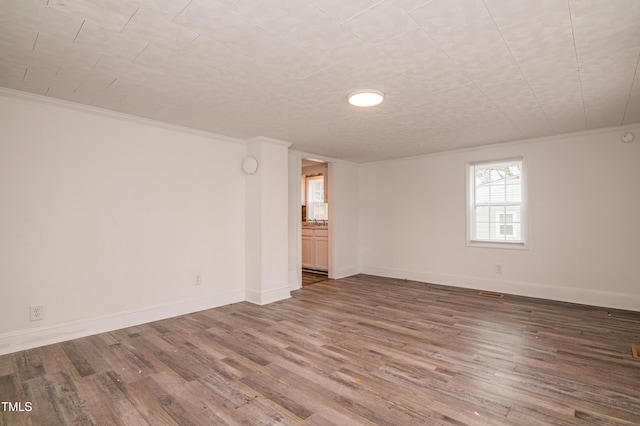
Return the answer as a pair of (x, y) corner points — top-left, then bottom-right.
(0, 91), (247, 354)
(3, 87), (637, 358)
(359, 127), (640, 310)
(329, 161), (360, 279)
(287, 152), (302, 290)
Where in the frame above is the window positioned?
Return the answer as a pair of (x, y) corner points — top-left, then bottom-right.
(306, 175), (328, 221)
(467, 158), (527, 247)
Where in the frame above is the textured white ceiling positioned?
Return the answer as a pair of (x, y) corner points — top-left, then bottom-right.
(1, 0), (639, 162)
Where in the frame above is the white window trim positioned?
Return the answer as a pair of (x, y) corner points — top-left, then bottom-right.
(466, 156), (529, 250)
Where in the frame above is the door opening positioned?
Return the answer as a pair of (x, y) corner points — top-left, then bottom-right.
(301, 158), (329, 283)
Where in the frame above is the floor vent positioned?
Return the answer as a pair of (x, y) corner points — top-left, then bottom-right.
(632, 345), (640, 359)
(479, 291), (504, 299)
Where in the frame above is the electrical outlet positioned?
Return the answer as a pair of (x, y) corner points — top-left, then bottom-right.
(194, 273), (202, 286)
(495, 264), (503, 274)
(30, 305), (43, 321)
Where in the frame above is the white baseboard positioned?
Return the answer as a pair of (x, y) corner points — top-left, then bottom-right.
(288, 270), (301, 291)
(331, 266), (359, 280)
(246, 285), (291, 305)
(0, 290), (244, 356)
(5, 269), (636, 356)
(361, 265), (640, 312)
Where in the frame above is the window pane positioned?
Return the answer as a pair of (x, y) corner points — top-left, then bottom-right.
(506, 184), (521, 202)
(489, 206), (505, 224)
(309, 178), (324, 202)
(306, 176), (327, 220)
(499, 224), (513, 235)
(499, 214), (512, 224)
(489, 221), (503, 240)
(489, 184), (505, 203)
(475, 185), (490, 204)
(505, 205), (521, 222)
(508, 165), (521, 178)
(312, 202), (328, 220)
(506, 223), (521, 241)
(475, 168), (491, 186)
(489, 168), (505, 183)
(476, 206), (489, 222)
(475, 222), (490, 240)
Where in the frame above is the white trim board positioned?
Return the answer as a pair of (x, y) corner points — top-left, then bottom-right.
(332, 267), (360, 280)
(246, 286), (291, 306)
(361, 266), (640, 312)
(0, 290), (245, 356)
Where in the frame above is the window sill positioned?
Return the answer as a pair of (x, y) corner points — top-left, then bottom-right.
(467, 240), (529, 250)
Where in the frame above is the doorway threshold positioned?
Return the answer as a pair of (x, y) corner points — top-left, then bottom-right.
(302, 268), (328, 276)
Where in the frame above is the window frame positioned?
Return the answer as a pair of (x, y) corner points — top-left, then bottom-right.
(466, 156), (528, 249)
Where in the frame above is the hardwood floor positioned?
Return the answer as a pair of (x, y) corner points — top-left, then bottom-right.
(2, 274), (640, 425)
(301, 271), (328, 286)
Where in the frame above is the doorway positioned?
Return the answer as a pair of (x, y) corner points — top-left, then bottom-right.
(301, 158), (329, 283)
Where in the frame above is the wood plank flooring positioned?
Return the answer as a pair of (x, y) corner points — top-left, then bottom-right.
(2, 274), (640, 425)
(301, 271), (328, 286)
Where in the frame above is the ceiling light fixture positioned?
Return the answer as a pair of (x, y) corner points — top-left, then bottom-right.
(347, 89), (384, 107)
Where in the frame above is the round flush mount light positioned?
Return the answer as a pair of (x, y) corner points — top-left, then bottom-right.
(347, 89), (385, 107)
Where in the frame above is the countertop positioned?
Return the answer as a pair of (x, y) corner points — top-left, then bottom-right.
(302, 222), (328, 230)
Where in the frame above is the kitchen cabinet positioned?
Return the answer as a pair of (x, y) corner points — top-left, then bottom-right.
(302, 228), (328, 272)
(314, 230), (328, 271)
(301, 232), (313, 269)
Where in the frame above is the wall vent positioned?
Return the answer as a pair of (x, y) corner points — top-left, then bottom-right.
(479, 291), (504, 299)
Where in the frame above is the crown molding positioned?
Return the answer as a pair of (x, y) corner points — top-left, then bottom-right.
(0, 87), (246, 146)
(361, 123), (640, 167)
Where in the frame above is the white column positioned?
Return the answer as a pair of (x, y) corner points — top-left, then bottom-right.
(245, 137), (291, 305)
